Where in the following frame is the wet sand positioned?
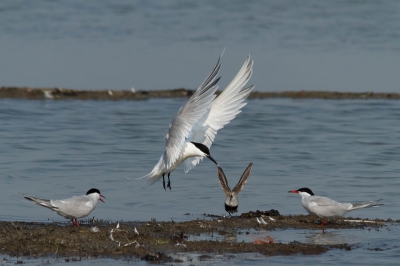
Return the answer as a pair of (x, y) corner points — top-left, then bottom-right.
(1, 86), (399, 100)
(0, 210), (392, 263)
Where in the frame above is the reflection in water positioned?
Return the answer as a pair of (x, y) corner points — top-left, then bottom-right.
(305, 230), (355, 245)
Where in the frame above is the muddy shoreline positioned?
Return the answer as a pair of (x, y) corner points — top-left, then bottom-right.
(0, 212), (393, 263)
(0, 86), (399, 100)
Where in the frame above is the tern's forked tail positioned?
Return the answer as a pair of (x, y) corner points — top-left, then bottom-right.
(349, 199), (383, 211)
(20, 192), (53, 209)
(135, 156), (165, 186)
(136, 171), (163, 186)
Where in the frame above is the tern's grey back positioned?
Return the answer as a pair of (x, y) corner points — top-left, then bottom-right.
(50, 195), (97, 219)
(305, 195), (352, 218)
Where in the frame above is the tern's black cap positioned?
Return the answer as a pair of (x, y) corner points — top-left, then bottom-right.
(297, 188), (314, 195)
(86, 188), (101, 195)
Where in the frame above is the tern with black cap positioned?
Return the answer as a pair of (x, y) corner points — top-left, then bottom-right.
(288, 187), (383, 226)
(21, 188), (105, 226)
(137, 52), (254, 190)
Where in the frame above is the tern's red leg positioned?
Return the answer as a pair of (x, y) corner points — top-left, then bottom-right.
(71, 218), (80, 227)
(320, 220), (326, 233)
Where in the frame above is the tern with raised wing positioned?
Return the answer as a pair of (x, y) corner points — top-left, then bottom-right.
(138, 53), (254, 190)
(21, 188), (105, 226)
(288, 187), (383, 226)
(218, 163), (253, 214)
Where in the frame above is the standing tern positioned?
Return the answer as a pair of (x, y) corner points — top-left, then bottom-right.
(218, 163), (253, 214)
(138, 53), (254, 190)
(288, 187), (383, 226)
(21, 188), (105, 226)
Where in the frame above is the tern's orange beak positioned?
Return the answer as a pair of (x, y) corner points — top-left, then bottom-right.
(100, 194), (106, 203)
(288, 190), (299, 194)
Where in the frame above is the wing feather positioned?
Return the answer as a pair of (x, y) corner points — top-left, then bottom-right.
(183, 55), (254, 173)
(51, 196), (94, 218)
(164, 55), (222, 169)
(217, 166), (231, 196)
(232, 163), (253, 195)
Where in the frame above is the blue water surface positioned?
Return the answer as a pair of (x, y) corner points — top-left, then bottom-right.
(1, 98), (399, 265)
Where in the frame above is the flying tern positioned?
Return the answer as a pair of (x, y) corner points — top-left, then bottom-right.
(288, 187), (383, 226)
(138, 53), (254, 190)
(21, 188), (105, 226)
(218, 163), (253, 214)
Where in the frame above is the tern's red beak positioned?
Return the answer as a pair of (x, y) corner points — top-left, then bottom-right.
(288, 190), (299, 194)
(100, 194), (106, 203)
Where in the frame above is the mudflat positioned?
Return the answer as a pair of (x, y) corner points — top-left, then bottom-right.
(0, 87), (399, 100)
(0, 210), (391, 263)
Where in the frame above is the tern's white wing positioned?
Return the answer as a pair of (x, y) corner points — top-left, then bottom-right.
(308, 196), (351, 218)
(164, 55), (221, 169)
(183, 55), (254, 173)
(51, 195), (95, 219)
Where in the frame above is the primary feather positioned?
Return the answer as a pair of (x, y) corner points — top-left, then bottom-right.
(182, 56), (254, 173)
(138, 53), (254, 186)
(164, 58), (221, 169)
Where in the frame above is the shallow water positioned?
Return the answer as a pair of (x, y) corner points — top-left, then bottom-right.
(1, 98), (400, 264)
(2, 225), (400, 266)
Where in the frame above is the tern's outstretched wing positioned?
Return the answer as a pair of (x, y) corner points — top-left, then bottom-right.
(232, 163), (253, 195)
(164, 55), (222, 169)
(183, 55), (254, 173)
(217, 166), (231, 196)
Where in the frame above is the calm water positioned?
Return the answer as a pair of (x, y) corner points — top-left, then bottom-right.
(1, 98), (400, 265)
(1, 0), (400, 91)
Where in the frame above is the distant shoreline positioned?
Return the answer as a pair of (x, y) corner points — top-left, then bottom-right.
(0, 86), (399, 100)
